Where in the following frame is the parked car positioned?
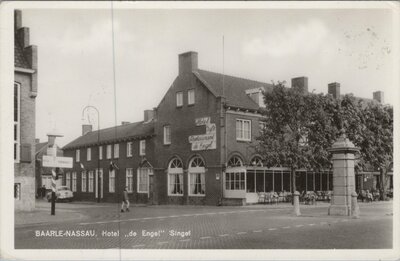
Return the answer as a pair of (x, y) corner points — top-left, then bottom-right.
(46, 186), (74, 202)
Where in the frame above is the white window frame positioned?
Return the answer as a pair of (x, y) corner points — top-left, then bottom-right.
(114, 144), (119, 158)
(163, 125), (171, 145)
(137, 168), (151, 193)
(188, 89), (195, 105)
(188, 157), (205, 196)
(176, 91), (183, 107)
(109, 170), (115, 193)
(76, 149), (80, 162)
(99, 146), (103, 160)
(72, 172), (77, 192)
(81, 171), (87, 192)
(14, 82), (20, 163)
(236, 119), (252, 141)
(127, 142), (133, 157)
(88, 171), (94, 192)
(139, 140), (146, 156)
(126, 168), (134, 193)
(106, 145), (112, 159)
(66, 172), (71, 189)
(87, 148), (91, 161)
(168, 158), (184, 196)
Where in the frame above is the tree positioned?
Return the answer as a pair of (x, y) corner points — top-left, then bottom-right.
(256, 82), (336, 194)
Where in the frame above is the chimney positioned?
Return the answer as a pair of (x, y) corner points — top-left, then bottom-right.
(82, 124), (92, 136)
(291, 77), (308, 95)
(179, 51), (198, 75)
(328, 82), (341, 99)
(373, 91), (384, 103)
(15, 10), (22, 31)
(144, 110), (154, 122)
(121, 121), (130, 125)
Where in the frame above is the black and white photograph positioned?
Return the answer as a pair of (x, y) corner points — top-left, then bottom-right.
(0, 1), (399, 260)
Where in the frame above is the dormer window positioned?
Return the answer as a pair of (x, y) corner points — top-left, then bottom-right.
(245, 87), (265, 107)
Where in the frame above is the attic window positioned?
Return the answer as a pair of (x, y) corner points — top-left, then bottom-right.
(245, 87), (265, 107)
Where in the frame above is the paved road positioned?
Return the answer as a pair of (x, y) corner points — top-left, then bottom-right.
(15, 202), (393, 249)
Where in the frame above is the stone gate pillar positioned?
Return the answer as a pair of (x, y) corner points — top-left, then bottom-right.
(328, 134), (359, 216)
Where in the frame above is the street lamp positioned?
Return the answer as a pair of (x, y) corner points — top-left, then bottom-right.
(82, 106), (101, 203)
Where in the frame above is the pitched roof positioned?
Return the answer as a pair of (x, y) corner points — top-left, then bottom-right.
(63, 121), (154, 150)
(194, 69), (274, 110)
(14, 41), (31, 69)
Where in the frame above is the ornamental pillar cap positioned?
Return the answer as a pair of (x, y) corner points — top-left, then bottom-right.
(328, 134), (359, 154)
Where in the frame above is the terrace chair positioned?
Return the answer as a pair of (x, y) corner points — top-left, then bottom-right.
(257, 192), (266, 204)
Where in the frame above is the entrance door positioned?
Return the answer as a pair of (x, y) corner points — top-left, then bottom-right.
(148, 175), (154, 204)
(95, 169), (103, 199)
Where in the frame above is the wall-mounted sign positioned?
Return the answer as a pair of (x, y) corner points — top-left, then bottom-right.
(189, 117), (216, 151)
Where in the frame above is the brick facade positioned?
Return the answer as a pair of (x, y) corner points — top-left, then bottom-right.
(14, 10), (38, 211)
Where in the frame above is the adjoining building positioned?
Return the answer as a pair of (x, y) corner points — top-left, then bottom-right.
(62, 51), (391, 205)
(62, 113), (155, 204)
(14, 10), (38, 211)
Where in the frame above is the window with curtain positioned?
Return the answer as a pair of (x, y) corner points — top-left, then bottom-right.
(189, 156), (205, 195)
(168, 158), (183, 195)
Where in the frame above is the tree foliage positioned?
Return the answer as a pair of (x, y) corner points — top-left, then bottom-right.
(256, 82), (393, 198)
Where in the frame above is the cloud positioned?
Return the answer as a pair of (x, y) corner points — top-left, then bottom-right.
(242, 19), (329, 58)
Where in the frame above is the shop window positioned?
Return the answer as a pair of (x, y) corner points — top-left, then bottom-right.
(225, 172), (245, 190)
(168, 158), (183, 195)
(189, 156), (205, 195)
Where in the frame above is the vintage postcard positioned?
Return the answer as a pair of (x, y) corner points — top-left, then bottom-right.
(0, 1), (399, 260)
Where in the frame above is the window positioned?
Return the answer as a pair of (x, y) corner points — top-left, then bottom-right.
(189, 157), (205, 196)
(99, 146), (103, 160)
(106, 145), (112, 159)
(76, 150), (80, 162)
(168, 158), (183, 195)
(14, 183), (21, 200)
(66, 172), (71, 189)
(127, 142), (132, 157)
(14, 83), (20, 162)
(250, 156), (263, 167)
(126, 168), (134, 192)
(164, 125), (171, 145)
(72, 172), (77, 192)
(236, 119), (251, 141)
(137, 168), (151, 193)
(225, 172), (246, 190)
(109, 170), (115, 193)
(88, 171), (94, 192)
(259, 121), (266, 132)
(188, 89), (195, 105)
(139, 140), (146, 156)
(87, 148), (91, 161)
(228, 156), (243, 167)
(176, 91), (183, 107)
(81, 171), (87, 192)
(114, 144), (119, 158)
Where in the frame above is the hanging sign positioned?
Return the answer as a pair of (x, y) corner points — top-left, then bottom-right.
(189, 117), (216, 151)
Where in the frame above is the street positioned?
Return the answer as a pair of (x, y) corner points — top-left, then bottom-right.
(15, 201), (393, 249)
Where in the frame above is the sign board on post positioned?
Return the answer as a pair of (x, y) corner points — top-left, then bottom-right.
(42, 155), (73, 168)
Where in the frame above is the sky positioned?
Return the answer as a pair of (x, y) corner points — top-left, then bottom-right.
(18, 4), (396, 147)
